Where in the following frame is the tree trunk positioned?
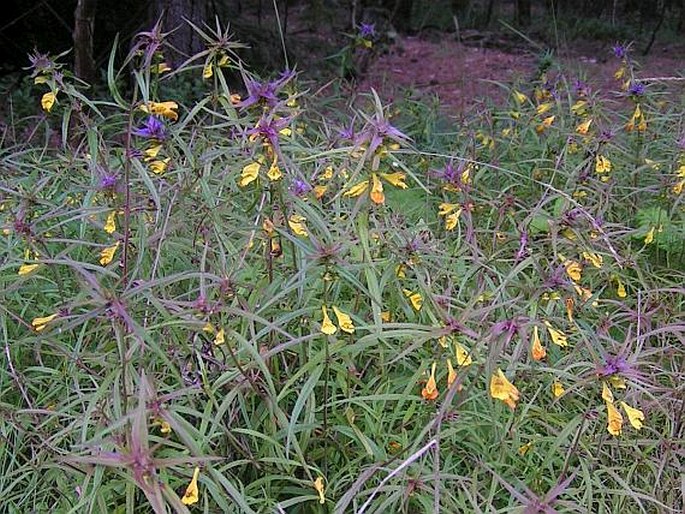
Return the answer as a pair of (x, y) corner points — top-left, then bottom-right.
(73, 0), (98, 83)
(150, 0), (212, 67)
(515, 0), (531, 26)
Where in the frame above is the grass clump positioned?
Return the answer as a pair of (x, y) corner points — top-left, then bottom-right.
(1, 21), (684, 514)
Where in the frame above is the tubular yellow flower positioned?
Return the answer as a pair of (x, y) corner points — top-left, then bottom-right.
(369, 173), (385, 204)
(595, 155), (612, 174)
(149, 158), (170, 175)
(644, 226), (655, 245)
(320, 306), (337, 335)
(267, 162), (282, 181)
(18, 263), (40, 275)
(454, 342), (473, 367)
(575, 118), (592, 135)
(332, 306), (355, 334)
(288, 214), (308, 237)
(313, 184), (328, 200)
(536, 115), (555, 133)
(99, 241), (120, 266)
(571, 100), (587, 115)
(403, 289), (423, 311)
(41, 91), (57, 112)
(518, 441), (533, 456)
(181, 467), (200, 505)
(343, 180), (369, 198)
(619, 401), (645, 430)
(531, 326), (546, 361)
(513, 90), (527, 105)
(543, 320), (568, 347)
(380, 172), (408, 189)
(551, 381), (565, 398)
(626, 104), (647, 132)
(608, 375), (626, 389)
(313, 476), (325, 504)
(601, 382), (614, 403)
(395, 264), (406, 279)
(536, 102), (553, 115)
(31, 313), (58, 332)
(421, 362), (439, 400)
(582, 251), (603, 268)
(444, 210), (462, 231)
(564, 260), (582, 282)
(565, 297), (574, 323)
(606, 400), (623, 436)
(214, 328), (225, 345)
(490, 368), (520, 409)
(616, 278), (627, 298)
(203, 61), (213, 79)
(438, 203), (459, 216)
(140, 101), (179, 121)
(104, 211), (117, 234)
(446, 359), (457, 387)
(240, 162), (261, 187)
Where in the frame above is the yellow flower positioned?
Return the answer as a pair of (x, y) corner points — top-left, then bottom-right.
(403, 289), (423, 311)
(601, 382), (614, 403)
(104, 211), (117, 234)
(267, 162), (282, 181)
(202, 322), (215, 334)
(140, 101), (179, 121)
(151, 62), (171, 74)
(240, 162), (261, 187)
(313, 476), (326, 504)
(41, 91), (57, 112)
(626, 104), (647, 132)
(380, 172), (407, 189)
(395, 263), (406, 279)
(513, 90), (527, 105)
(149, 158), (170, 175)
(369, 173), (385, 204)
(421, 362), (439, 400)
(159, 419), (172, 434)
(99, 241), (120, 266)
(320, 306), (337, 335)
(31, 313), (58, 332)
(288, 214), (308, 237)
(543, 320), (568, 347)
(343, 180), (369, 198)
(531, 326), (546, 361)
(575, 118), (592, 135)
(214, 328), (225, 345)
(536, 102), (553, 115)
(454, 341), (473, 367)
(380, 311), (391, 323)
(518, 441), (533, 456)
(203, 61), (214, 79)
(551, 381), (565, 398)
(320, 166), (334, 180)
(181, 467), (200, 505)
(573, 284), (597, 306)
(144, 144), (162, 160)
(313, 184), (328, 199)
(564, 260), (582, 282)
(571, 100), (587, 116)
(644, 226), (655, 245)
(332, 306), (355, 334)
(582, 251), (602, 268)
(565, 297), (574, 323)
(490, 368), (520, 409)
(18, 263), (40, 275)
(616, 278), (627, 298)
(438, 202), (459, 216)
(606, 400), (623, 436)
(614, 66), (625, 80)
(446, 359), (457, 387)
(673, 179), (685, 195)
(595, 155), (612, 174)
(535, 115), (555, 133)
(608, 375), (626, 389)
(619, 401), (645, 430)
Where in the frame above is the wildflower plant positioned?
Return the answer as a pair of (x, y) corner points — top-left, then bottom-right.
(1, 20), (684, 514)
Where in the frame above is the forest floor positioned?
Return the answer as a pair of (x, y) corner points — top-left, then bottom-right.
(355, 35), (685, 114)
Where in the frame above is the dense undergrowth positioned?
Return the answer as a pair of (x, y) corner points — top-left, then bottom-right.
(1, 21), (684, 514)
